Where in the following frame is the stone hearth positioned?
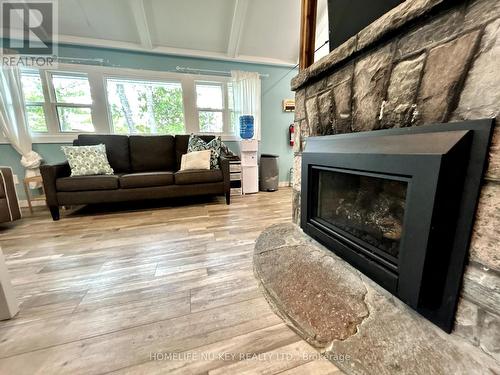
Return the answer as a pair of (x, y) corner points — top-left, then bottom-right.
(254, 223), (500, 375)
(289, 0), (500, 364)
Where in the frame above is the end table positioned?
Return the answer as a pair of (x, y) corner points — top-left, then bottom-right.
(23, 176), (45, 214)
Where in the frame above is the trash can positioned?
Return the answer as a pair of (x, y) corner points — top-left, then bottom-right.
(259, 154), (279, 192)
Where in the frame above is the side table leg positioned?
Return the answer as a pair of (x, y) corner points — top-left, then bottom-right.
(23, 181), (33, 214)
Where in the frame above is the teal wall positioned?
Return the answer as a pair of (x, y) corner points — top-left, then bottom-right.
(0, 43), (297, 199)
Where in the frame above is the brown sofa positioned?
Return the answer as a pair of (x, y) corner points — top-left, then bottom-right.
(0, 167), (21, 224)
(40, 134), (231, 221)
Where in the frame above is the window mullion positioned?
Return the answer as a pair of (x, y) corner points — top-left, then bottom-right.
(40, 70), (59, 134)
(197, 108), (223, 112)
(55, 103), (92, 108)
(87, 71), (110, 134)
(181, 76), (198, 134)
(223, 83), (230, 135)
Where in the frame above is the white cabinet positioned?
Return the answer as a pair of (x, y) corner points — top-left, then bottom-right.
(229, 161), (242, 195)
(242, 166), (258, 194)
(240, 139), (259, 194)
(241, 152), (257, 166)
(240, 139), (258, 153)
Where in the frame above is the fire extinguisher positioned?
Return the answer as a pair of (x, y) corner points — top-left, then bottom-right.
(289, 123), (295, 147)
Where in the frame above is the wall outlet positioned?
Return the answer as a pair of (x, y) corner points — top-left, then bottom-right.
(13, 175), (19, 185)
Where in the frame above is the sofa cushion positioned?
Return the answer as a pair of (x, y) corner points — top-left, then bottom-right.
(76, 134), (130, 172)
(129, 135), (175, 172)
(119, 172), (174, 189)
(175, 134), (215, 170)
(56, 175), (119, 192)
(174, 169), (223, 185)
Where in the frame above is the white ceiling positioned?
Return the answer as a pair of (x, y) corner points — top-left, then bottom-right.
(58, 0), (303, 66)
(6, 0), (329, 66)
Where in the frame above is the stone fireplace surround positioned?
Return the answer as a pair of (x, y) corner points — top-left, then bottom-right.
(287, 0), (498, 367)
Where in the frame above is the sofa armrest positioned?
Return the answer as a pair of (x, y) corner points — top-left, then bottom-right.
(0, 167), (9, 200)
(40, 162), (70, 208)
(219, 156), (230, 195)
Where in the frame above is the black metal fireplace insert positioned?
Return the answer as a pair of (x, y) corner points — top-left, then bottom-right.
(301, 119), (495, 332)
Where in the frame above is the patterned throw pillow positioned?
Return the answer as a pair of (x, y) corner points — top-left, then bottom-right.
(187, 135), (222, 169)
(61, 144), (114, 177)
(220, 141), (236, 157)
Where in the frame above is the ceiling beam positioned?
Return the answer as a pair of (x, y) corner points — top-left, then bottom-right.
(227, 0), (249, 58)
(53, 34), (297, 67)
(128, 0), (153, 50)
(299, 0), (317, 70)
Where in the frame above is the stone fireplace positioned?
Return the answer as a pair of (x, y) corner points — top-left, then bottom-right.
(291, 0), (499, 363)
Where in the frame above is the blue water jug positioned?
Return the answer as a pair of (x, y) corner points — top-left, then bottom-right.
(239, 115), (254, 139)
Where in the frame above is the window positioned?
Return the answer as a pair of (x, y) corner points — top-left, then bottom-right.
(106, 78), (185, 135)
(195, 82), (225, 133)
(50, 73), (94, 132)
(20, 70), (48, 132)
(227, 82), (237, 134)
(18, 65), (241, 141)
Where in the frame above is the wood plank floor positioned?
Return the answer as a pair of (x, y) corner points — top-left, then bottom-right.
(0, 189), (341, 375)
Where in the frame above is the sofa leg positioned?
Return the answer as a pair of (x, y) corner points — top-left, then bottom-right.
(225, 191), (230, 205)
(49, 206), (60, 221)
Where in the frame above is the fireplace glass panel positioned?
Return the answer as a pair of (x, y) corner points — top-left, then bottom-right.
(315, 169), (407, 259)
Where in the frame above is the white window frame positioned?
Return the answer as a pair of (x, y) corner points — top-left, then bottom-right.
(19, 69), (48, 133)
(9, 63), (239, 144)
(46, 71), (94, 133)
(194, 80), (232, 135)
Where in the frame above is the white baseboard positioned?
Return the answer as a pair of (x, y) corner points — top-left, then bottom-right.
(278, 181), (291, 187)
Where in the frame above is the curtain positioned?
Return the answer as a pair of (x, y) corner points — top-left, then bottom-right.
(230, 70), (261, 140)
(0, 67), (42, 187)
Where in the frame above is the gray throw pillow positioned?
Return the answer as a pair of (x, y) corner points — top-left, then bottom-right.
(61, 144), (114, 176)
(187, 135), (222, 169)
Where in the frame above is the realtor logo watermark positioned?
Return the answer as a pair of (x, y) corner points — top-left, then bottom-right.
(1, 0), (58, 67)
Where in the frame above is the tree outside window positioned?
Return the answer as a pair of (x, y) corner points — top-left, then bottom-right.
(51, 73), (94, 132)
(106, 79), (185, 135)
(20, 70), (48, 132)
(195, 82), (224, 133)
